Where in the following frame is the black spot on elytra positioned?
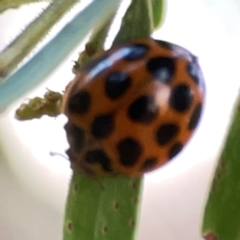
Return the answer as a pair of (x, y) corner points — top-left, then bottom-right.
(64, 123), (85, 152)
(141, 157), (158, 171)
(156, 123), (179, 145)
(117, 138), (143, 167)
(128, 95), (158, 123)
(168, 142), (183, 159)
(85, 149), (112, 172)
(91, 113), (114, 139)
(146, 57), (175, 84)
(169, 84), (193, 112)
(105, 71), (131, 100)
(123, 43), (150, 60)
(188, 103), (202, 130)
(68, 90), (91, 114)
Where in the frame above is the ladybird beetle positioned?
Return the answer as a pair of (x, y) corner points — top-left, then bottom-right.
(62, 38), (205, 177)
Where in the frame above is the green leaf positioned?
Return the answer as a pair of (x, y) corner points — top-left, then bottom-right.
(202, 96), (240, 240)
(150, 0), (165, 29)
(113, 0), (165, 46)
(64, 174), (142, 240)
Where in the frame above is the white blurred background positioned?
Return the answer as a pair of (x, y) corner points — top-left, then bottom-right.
(0, 0), (240, 239)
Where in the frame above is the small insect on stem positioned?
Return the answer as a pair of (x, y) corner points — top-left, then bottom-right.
(62, 38), (205, 177)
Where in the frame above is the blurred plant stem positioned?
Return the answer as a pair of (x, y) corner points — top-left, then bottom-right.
(0, 0), (121, 112)
(0, 0), (80, 79)
(202, 94), (240, 240)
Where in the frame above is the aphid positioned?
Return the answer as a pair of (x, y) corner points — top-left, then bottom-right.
(16, 89), (62, 120)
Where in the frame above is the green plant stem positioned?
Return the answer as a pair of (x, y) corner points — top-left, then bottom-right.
(64, 174), (142, 240)
(150, 0), (165, 29)
(202, 95), (240, 240)
(0, 0), (80, 79)
(113, 0), (153, 45)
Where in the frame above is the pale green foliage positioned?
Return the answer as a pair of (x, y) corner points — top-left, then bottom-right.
(0, 0), (122, 112)
(0, 0), (80, 79)
(0, 0), (46, 13)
